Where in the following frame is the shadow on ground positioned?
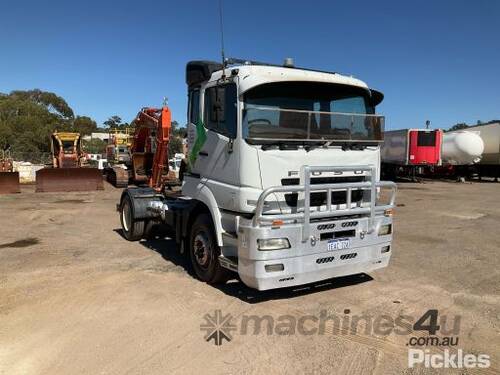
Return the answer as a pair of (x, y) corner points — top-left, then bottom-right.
(114, 228), (374, 304)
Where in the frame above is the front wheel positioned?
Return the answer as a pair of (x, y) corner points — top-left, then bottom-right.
(120, 194), (145, 241)
(189, 213), (229, 284)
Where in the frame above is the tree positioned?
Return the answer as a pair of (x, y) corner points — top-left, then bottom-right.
(84, 138), (107, 154)
(447, 123), (469, 132)
(73, 116), (97, 135)
(10, 89), (74, 119)
(167, 120), (186, 156)
(171, 120), (187, 137)
(104, 115), (122, 128)
(0, 89), (98, 162)
(168, 136), (183, 156)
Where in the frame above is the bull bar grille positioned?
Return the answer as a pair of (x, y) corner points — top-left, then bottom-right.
(252, 165), (397, 242)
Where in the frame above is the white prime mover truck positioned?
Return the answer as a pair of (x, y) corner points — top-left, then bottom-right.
(118, 58), (397, 290)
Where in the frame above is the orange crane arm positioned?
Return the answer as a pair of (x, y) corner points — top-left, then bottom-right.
(131, 106), (172, 190)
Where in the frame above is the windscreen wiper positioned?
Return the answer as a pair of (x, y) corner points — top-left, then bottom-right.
(341, 143), (367, 151)
(261, 142), (299, 151)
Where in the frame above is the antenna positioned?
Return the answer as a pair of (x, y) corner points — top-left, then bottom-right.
(218, 0), (226, 78)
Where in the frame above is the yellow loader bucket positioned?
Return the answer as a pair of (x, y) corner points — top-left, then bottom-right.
(0, 172), (21, 194)
(36, 168), (104, 192)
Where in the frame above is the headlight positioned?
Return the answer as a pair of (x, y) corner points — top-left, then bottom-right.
(257, 238), (291, 251)
(378, 224), (392, 236)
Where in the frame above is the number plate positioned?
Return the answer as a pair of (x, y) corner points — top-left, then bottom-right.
(327, 238), (351, 251)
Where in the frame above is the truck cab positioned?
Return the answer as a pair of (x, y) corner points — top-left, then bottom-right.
(119, 58), (396, 291)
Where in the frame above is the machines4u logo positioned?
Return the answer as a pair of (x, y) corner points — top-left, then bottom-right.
(200, 310), (237, 346)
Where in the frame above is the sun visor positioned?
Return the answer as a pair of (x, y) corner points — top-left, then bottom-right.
(369, 89), (384, 106)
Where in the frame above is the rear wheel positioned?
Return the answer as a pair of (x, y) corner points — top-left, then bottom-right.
(189, 213), (229, 284)
(120, 194), (145, 241)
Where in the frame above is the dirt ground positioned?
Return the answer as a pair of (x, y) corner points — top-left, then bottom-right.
(0, 181), (499, 374)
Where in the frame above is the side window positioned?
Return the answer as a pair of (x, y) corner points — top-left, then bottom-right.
(204, 83), (237, 138)
(189, 90), (200, 124)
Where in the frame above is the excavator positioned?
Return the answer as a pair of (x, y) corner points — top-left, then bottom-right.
(35, 132), (103, 192)
(0, 149), (20, 194)
(107, 106), (178, 190)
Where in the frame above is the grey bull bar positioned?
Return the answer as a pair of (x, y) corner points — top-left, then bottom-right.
(252, 165), (397, 242)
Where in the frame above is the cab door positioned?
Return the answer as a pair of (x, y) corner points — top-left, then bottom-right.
(195, 83), (240, 210)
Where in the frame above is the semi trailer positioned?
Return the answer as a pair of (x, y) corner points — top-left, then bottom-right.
(381, 129), (443, 180)
(118, 58), (397, 290)
(442, 130), (484, 166)
(441, 122), (500, 181)
(428, 130), (485, 180)
(454, 122), (500, 181)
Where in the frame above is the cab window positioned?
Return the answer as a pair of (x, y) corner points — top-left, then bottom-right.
(204, 83), (237, 138)
(189, 90), (200, 124)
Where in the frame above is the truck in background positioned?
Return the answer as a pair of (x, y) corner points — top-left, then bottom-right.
(381, 129), (443, 181)
(448, 122), (500, 181)
(118, 58), (397, 291)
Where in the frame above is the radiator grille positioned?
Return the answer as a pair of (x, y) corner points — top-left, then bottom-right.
(281, 176), (364, 208)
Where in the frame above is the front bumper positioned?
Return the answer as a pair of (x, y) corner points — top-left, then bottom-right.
(237, 215), (393, 290)
(234, 165), (396, 290)
(238, 242), (391, 291)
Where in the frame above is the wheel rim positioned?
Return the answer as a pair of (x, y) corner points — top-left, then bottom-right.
(122, 201), (131, 232)
(193, 232), (211, 269)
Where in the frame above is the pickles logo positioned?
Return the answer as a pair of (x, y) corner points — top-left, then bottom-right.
(200, 310), (236, 346)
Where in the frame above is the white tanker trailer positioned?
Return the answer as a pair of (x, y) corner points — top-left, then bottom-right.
(442, 130), (484, 165)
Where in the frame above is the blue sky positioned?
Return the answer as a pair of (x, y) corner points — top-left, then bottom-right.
(1, 0), (499, 130)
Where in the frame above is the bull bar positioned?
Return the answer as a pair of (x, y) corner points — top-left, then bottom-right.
(252, 165), (397, 242)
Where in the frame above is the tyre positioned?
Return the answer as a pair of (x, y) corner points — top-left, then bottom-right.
(189, 213), (229, 284)
(120, 194), (145, 241)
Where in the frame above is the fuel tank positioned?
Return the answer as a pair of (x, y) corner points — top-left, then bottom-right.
(442, 131), (484, 165)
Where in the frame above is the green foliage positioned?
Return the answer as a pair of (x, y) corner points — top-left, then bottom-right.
(10, 89), (74, 119)
(105, 115), (133, 131)
(104, 115), (122, 128)
(0, 89), (182, 163)
(168, 136), (183, 156)
(171, 121), (187, 137)
(73, 116), (98, 135)
(0, 89), (97, 161)
(0, 90), (65, 154)
(168, 121), (186, 156)
(84, 138), (107, 154)
(446, 123), (469, 132)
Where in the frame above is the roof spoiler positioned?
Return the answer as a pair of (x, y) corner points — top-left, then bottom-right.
(186, 61), (223, 88)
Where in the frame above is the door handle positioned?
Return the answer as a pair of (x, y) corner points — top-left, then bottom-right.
(198, 151), (208, 157)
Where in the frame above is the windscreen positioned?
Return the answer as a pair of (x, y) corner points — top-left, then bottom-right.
(242, 82), (384, 143)
(62, 140), (74, 154)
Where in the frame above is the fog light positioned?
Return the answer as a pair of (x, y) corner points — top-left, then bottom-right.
(258, 238), (290, 251)
(265, 264), (284, 272)
(378, 224), (392, 236)
(381, 245), (391, 253)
